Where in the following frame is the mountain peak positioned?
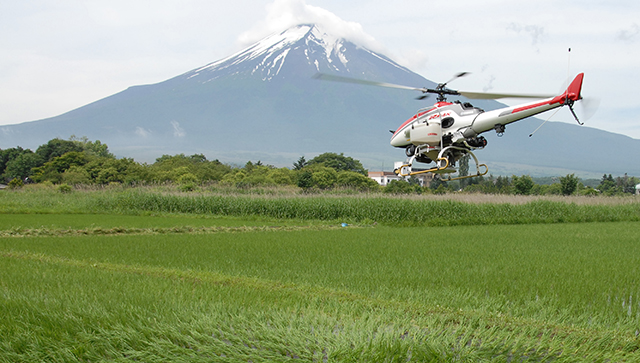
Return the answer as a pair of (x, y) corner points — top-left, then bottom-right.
(181, 23), (405, 82)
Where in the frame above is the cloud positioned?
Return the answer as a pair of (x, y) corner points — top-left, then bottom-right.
(483, 75), (496, 92)
(237, 0), (384, 53)
(507, 23), (544, 47)
(171, 120), (185, 137)
(135, 127), (151, 138)
(617, 23), (639, 42)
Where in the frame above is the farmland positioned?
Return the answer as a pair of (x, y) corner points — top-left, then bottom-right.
(1, 187), (640, 361)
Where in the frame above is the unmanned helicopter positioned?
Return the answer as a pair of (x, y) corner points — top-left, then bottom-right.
(314, 72), (585, 180)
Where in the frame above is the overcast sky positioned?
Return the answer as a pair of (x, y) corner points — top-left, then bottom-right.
(1, 0), (639, 138)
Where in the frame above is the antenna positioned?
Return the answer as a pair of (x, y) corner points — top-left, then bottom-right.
(530, 47), (572, 138)
(567, 48), (571, 86)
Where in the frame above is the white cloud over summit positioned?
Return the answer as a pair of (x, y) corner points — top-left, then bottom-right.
(237, 0), (385, 54)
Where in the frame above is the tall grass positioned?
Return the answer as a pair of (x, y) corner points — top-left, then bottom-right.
(95, 190), (640, 226)
(2, 187), (639, 226)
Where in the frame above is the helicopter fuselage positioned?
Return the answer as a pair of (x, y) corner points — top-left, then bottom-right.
(390, 73), (583, 167)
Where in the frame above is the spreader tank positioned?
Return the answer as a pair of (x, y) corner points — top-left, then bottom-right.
(410, 120), (441, 145)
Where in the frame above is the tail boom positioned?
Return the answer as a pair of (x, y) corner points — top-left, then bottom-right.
(467, 73), (584, 135)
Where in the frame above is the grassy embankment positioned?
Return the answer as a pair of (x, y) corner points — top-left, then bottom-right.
(1, 187), (640, 361)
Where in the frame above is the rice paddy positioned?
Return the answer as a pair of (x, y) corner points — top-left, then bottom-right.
(1, 187), (640, 361)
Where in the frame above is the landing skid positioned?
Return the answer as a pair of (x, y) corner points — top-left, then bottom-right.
(394, 146), (489, 180)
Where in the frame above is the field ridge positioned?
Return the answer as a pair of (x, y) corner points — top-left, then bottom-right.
(0, 224), (346, 238)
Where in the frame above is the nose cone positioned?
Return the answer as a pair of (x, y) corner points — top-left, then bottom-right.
(390, 132), (408, 147)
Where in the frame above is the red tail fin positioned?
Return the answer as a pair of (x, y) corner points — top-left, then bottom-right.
(566, 73), (584, 101)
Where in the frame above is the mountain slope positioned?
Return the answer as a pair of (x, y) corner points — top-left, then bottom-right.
(1, 24), (638, 177)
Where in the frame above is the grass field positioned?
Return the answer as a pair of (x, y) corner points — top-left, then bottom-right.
(1, 188), (640, 361)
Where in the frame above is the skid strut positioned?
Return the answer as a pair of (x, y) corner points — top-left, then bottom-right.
(395, 147), (489, 179)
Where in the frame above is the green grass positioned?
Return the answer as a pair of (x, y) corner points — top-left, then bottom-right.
(2, 222), (640, 361)
(2, 188), (640, 361)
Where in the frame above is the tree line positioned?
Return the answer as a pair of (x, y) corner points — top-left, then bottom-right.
(1, 137), (638, 196)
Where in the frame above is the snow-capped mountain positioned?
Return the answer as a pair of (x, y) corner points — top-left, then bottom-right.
(1, 24), (638, 177)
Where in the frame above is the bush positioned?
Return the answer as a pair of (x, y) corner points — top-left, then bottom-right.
(384, 180), (420, 194)
(56, 183), (73, 193)
(179, 183), (196, 192)
(177, 173), (199, 185)
(311, 168), (338, 189)
(336, 171), (379, 191)
(8, 178), (24, 189)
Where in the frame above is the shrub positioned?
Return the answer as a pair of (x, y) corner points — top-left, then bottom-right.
(336, 171), (379, 191)
(176, 173), (199, 185)
(179, 183), (196, 192)
(8, 178), (24, 189)
(384, 180), (419, 194)
(311, 168), (338, 189)
(56, 183), (73, 193)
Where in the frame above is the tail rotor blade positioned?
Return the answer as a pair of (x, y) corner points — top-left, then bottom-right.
(578, 96), (600, 121)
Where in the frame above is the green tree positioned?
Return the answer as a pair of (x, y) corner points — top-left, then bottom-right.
(4, 152), (43, 181)
(97, 167), (122, 184)
(62, 165), (92, 185)
(616, 173), (639, 194)
(36, 138), (83, 163)
(307, 152), (367, 176)
(85, 157), (147, 185)
(494, 176), (512, 194)
(149, 153), (230, 183)
(293, 156), (307, 170)
(296, 170), (313, 189)
(512, 175), (534, 195)
(597, 174), (616, 194)
(69, 135), (115, 158)
(1, 147), (30, 177)
(560, 174), (579, 196)
(429, 175), (447, 191)
(31, 151), (89, 183)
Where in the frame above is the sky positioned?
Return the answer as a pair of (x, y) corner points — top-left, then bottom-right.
(1, 0), (639, 138)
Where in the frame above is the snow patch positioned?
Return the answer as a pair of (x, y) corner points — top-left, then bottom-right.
(194, 25), (312, 76)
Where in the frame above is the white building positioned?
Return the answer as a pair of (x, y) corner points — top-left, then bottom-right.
(368, 171), (403, 186)
(368, 162), (434, 187)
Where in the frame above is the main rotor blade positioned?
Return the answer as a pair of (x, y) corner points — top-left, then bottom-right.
(458, 90), (556, 100)
(444, 71), (470, 86)
(313, 73), (425, 92)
